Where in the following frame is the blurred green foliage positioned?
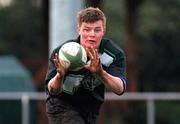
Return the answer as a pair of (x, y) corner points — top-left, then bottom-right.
(156, 101), (180, 124)
(0, 0), (45, 76)
(137, 0), (180, 92)
(0, 0), (43, 58)
(103, 0), (126, 47)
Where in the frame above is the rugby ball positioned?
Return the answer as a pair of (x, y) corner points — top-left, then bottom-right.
(58, 42), (87, 71)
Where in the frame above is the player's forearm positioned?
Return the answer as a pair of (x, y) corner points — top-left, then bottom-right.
(48, 73), (63, 95)
(99, 70), (124, 95)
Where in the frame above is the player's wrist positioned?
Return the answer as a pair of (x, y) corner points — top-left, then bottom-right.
(48, 73), (64, 95)
(97, 67), (104, 77)
(55, 73), (62, 80)
(49, 83), (63, 95)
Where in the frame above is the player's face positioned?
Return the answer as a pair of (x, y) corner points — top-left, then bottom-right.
(78, 20), (106, 49)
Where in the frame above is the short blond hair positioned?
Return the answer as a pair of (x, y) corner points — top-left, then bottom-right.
(77, 7), (106, 27)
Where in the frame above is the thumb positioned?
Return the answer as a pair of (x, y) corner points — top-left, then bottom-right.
(84, 64), (90, 70)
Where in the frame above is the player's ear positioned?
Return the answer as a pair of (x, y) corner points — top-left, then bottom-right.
(103, 27), (106, 34)
(77, 24), (80, 34)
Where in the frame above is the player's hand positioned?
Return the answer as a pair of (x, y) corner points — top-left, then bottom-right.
(84, 47), (103, 75)
(54, 53), (66, 79)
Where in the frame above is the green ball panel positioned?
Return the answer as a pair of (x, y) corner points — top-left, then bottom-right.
(62, 46), (85, 71)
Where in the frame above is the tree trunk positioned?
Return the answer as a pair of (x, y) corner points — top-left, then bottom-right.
(125, 0), (142, 92)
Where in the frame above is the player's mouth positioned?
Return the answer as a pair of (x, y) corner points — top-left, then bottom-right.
(87, 40), (96, 44)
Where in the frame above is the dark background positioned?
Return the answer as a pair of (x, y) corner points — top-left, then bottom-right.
(0, 0), (180, 124)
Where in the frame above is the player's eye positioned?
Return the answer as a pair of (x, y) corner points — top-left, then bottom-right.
(83, 28), (90, 32)
(95, 28), (101, 33)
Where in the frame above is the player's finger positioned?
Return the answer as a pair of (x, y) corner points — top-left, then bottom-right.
(54, 58), (58, 68)
(54, 53), (61, 68)
(55, 53), (61, 64)
(94, 48), (99, 61)
(90, 46), (96, 60)
(97, 55), (101, 64)
(90, 47), (99, 64)
(86, 47), (94, 60)
(90, 46), (98, 61)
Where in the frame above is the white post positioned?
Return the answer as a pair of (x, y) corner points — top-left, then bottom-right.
(147, 99), (155, 124)
(21, 94), (29, 124)
(49, 0), (83, 55)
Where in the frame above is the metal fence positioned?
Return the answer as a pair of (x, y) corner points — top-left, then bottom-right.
(0, 92), (180, 124)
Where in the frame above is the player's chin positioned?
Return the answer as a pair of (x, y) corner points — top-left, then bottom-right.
(86, 44), (98, 49)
